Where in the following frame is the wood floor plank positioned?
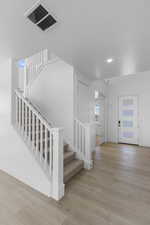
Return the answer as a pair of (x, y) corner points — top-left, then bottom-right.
(0, 143), (150, 224)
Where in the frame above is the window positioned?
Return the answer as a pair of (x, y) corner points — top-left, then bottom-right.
(95, 104), (100, 116)
(18, 59), (26, 68)
(94, 90), (99, 99)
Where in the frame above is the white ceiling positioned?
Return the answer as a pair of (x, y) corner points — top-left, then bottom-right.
(1, 0), (150, 79)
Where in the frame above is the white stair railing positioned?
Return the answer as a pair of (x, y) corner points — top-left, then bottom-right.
(15, 89), (64, 201)
(74, 119), (94, 169)
(23, 50), (48, 98)
(22, 50), (59, 98)
(25, 62), (46, 96)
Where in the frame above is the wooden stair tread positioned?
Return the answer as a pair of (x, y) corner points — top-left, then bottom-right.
(64, 151), (75, 165)
(64, 159), (84, 183)
(64, 143), (69, 152)
(64, 151), (75, 160)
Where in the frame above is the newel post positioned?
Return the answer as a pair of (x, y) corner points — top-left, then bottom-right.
(51, 128), (65, 201)
(84, 124), (94, 169)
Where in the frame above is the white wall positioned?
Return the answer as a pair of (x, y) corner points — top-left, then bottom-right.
(0, 59), (51, 196)
(0, 59), (11, 132)
(74, 69), (92, 122)
(74, 72), (108, 148)
(29, 59), (74, 146)
(107, 71), (150, 147)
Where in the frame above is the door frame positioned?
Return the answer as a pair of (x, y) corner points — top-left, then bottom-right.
(117, 94), (139, 145)
(77, 80), (90, 123)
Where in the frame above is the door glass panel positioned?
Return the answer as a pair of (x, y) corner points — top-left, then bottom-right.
(123, 110), (133, 117)
(123, 121), (133, 127)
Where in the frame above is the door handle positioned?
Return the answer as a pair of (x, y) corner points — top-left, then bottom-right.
(118, 120), (121, 127)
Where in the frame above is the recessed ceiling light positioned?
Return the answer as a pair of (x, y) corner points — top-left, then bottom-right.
(106, 58), (113, 63)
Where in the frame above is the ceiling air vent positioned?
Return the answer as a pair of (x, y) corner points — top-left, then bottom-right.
(26, 3), (57, 31)
(37, 15), (56, 31)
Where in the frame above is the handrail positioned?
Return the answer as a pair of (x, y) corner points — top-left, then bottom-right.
(15, 89), (64, 200)
(74, 118), (86, 128)
(26, 63), (45, 89)
(15, 89), (52, 130)
(74, 118), (94, 169)
(25, 53), (60, 96)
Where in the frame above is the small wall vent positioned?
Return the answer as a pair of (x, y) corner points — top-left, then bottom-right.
(26, 3), (57, 31)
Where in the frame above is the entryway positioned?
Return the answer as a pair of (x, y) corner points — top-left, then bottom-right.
(94, 91), (106, 146)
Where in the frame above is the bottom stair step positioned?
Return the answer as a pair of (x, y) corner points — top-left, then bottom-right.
(64, 151), (75, 165)
(64, 159), (84, 183)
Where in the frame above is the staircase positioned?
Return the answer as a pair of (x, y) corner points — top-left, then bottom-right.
(64, 144), (84, 183)
(15, 89), (89, 201)
(14, 50), (94, 201)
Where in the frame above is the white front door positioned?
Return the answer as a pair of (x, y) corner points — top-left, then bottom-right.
(118, 95), (138, 145)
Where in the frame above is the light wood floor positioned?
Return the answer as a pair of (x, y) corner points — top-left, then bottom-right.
(1, 143), (150, 225)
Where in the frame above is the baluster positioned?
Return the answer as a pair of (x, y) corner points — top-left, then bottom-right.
(76, 122), (78, 150)
(18, 97), (21, 129)
(40, 122), (43, 161)
(78, 123), (80, 152)
(27, 105), (29, 138)
(79, 124), (81, 153)
(28, 108), (31, 143)
(32, 113), (35, 151)
(30, 111), (33, 142)
(36, 117), (39, 154)
(18, 97), (20, 128)
(25, 105), (28, 139)
(20, 99), (22, 129)
(49, 131), (52, 176)
(44, 127), (48, 168)
(81, 126), (84, 156)
(76, 121), (78, 152)
(40, 51), (42, 65)
(22, 100), (24, 134)
(16, 95), (19, 126)
(27, 107), (29, 137)
(84, 124), (93, 169)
